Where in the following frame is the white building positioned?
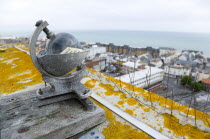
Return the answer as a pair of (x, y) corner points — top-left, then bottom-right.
(150, 59), (163, 68)
(160, 52), (177, 64)
(159, 47), (178, 55)
(87, 45), (106, 57)
(197, 72), (210, 81)
(116, 66), (164, 89)
(178, 54), (188, 61)
(164, 64), (191, 78)
(123, 61), (142, 69)
(98, 53), (117, 63)
(115, 56), (127, 62)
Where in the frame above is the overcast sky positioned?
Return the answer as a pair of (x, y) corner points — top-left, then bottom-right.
(1, 0), (210, 33)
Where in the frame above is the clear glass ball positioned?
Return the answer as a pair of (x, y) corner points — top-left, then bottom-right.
(46, 33), (82, 54)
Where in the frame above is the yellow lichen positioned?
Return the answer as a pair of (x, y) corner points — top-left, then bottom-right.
(98, 83), (121, 96)
(96, 92), (101, 96)
(126, 97), (138, 106)
(102, 120), (151, 139)
(84, 79), (97, 89)
(117, 100), (125, 105)
(143, 108), (150, 112)
(89, 98), (151, 139)
(159, 128), (164, 132)
(161, 113), (210, 139)
(120, 94), (127, 99)
(0, 47), (42, 94)
(125, 109), (134, 115)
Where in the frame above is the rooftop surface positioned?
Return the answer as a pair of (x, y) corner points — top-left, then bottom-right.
(123, 61), (142, 68)
(1, 44), (210, 139)
(202, 78), (210, 84)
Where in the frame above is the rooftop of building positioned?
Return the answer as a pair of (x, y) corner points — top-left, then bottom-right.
(1, 44), (210, 139)
(159, 47), (175, 50)
(115, 66), (164, 83)
(160, 52), (174, 57)
(202, 78), (210, 84)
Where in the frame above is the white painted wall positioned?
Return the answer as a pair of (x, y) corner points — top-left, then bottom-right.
(164, 65), (191, 77)
(161, 54), (177, 64)
(197, 72), (210, 81)
(116, 66), (164, 88)
(178, 55), (188, 61)
(150, 60), (163, 68)
(87, 46), (106, 57)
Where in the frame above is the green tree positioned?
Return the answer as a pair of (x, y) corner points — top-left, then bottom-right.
(190, 82), (204, 92)
(115, 65), (121, 73)
(180, 76), (193, 86)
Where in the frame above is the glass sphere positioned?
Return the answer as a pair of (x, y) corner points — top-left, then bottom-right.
(46, 33), (82, 54)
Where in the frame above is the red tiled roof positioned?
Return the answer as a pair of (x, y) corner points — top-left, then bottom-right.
(202, 78), (210, 84)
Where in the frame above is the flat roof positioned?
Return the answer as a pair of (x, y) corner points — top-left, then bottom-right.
(123, 61), (142, 68)
(116, 66), (163, 83)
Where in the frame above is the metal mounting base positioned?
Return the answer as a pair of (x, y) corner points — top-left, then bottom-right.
(34, 66), (95, 111)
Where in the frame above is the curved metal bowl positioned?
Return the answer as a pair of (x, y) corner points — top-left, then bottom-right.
(37, 51), (88, 76)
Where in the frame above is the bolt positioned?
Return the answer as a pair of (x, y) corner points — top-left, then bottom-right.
(37, 89), (43, 95)
(84, 89), (89, 94)
(91, 132), (95, 135)
(35, 20), (55, 39)
(17, 126), (30, 133)
(8, 98), (17, 102)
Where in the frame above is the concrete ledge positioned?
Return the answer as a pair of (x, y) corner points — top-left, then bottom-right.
(0, 90), (106, 139)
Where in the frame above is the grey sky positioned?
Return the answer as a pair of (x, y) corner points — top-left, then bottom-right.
(1, 0), (210, 33)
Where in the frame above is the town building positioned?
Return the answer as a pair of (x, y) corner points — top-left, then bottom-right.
(160, 52), (177, 65)
(0, 36), (29, 44)
(102, 43), (159, 57)
(202, 78), (210, 91)
(85, 58), (106, 71)
(36, 37), (47, 48)
(164, 64), (191, 78)
(115, 66), (164, 89)
(122, 61), (142, 73)
(86, 45), (106, 57)
(150, 58), (163, 68)
(159, 47), (176, 55)
(138, 53), (153, 64)
(176, 50), (207, 68)
(197, 72), (210, 81)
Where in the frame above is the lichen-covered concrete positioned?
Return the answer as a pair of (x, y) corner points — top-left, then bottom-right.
(84, 69), (210, 139)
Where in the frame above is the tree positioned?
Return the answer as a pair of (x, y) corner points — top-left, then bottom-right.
(115, 65), (121, 73)
(190, 82), (204, 92)
(180, 76), (193, 86)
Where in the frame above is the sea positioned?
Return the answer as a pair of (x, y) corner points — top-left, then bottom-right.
(1, 30), (210, 57)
